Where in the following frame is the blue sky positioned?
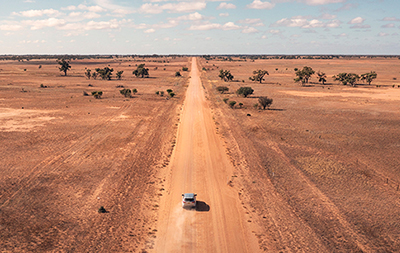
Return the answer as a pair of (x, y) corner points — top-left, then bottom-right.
(0, 0), (399, 55)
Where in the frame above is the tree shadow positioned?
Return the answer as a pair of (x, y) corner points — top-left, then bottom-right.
(196, 201), (210, 212)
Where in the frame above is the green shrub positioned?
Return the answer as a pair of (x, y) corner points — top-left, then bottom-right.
(182, 67), (189, 71)
(98, 206), (107, 213)
(132, 88), (137, 95)
(175, 71), (181, 77)
(229, 101), (236, 108)
(236, 87), (254, 97)
(155, 91), (159, 95)
(216, 86), (229, 94)
(223, 98), (229, 104)
(91, 91), (103, 99)
(169, 92), (175, 97)
(120, 89), (131, 97)
(166, 89), (173, 94)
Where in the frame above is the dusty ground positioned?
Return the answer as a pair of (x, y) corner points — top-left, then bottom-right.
(0, 56), (190, 252)
(1, 56), (400, 252)
(199, 57), (400, 252)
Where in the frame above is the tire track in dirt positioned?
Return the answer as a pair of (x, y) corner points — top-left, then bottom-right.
(0, 104), (135, 207)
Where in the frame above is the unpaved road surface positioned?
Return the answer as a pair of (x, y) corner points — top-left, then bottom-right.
(155, 58), (258, 252)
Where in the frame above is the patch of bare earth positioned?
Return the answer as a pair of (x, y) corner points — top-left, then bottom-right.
(0, 57), (190, 252)
(199, 57), (400, 252)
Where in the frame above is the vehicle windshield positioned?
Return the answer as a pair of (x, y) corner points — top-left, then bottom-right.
(184, 198), (194, 201)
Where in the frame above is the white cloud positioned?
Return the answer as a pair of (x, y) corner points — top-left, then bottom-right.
(0, 24), (23, 31)
(241, 27), (259, 33)
(219, 13), (229, 17)
(298, 0), (345, 5)
(77, 5), (107, 13)
(24, 18), (66, 30)
(382, 17), (400, 22)
(189, 21), (241, 31)
(23, 0), (35, 2)
(216, 3), (236, 10)
(381, 23), (395, 28)
(348, 17), (364, 24)
(272, 16), (340, 28)
(139, 2), (206, 14)
(13, 9), (62, 18)
(144, 28), (156, 33)
(350, 24), (370, 29)
(247, 0), (275, 9)
(378, 32), (389, 37)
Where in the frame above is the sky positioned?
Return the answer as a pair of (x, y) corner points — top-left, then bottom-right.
(0, 0), (399, 55)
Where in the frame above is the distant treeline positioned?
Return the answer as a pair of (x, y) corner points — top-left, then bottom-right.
(201, 55), (400, 61)
(0, 54), (187, 61)
(0, 54), (399, 62)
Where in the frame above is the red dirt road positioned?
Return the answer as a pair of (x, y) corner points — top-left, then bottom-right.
(154, 58), (258, 252)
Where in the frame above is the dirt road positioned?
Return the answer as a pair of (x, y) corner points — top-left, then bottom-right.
(155, 58), (258, 252)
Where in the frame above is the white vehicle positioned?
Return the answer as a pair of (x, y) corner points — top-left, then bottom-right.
(182, 193), (197, 209)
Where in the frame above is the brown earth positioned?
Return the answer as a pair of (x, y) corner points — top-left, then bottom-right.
(1, 56), (400, 252)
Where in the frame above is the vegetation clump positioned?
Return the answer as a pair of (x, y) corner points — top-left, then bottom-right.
(229, 101), (236, 108)
(249, 70), (269, 83)
(236, 87), (254, 98)
(91, 91), (103, 99)
(218, 69), (234, 82)
(133, 64), (149, 78)
(216, 86), (229, 94)
(95, 67), (113, 80)
(258, 96), (273, 110)
(120, 89), (132, 98)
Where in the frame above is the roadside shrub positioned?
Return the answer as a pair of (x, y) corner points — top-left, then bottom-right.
(91, 91), (103, 99)
(236, 87), (254, 98)
(258, 96), (273, 110)
(120, 88), (132, 98)
(229, 101), (236, 108)
(223, 98), (229, 104)
(216, 86), (229, 94)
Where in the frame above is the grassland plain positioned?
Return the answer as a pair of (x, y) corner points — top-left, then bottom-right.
(198, 57), (400, 252)
(0, 56), (190, 252)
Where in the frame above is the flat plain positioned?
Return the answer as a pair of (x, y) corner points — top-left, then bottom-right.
(1, 56), (399, 252)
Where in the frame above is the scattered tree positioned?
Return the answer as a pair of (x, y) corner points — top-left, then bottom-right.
(258, 96), (273, 110)
(57, 58), (71, 76)
(133, 64), (149, 78)
(229, 101), (236, 108)
(85, 69), (91, 79)
(295, 66), (315, 85)
(317, 71), (327, 85)
(333, 73), (360, 86)
(169, 92), (175, 97)
(175, 71), (181, 77)
(132, 88), (137, 95)
(361, 71), (377, 85)
(116, 70), (124, 80)
(238, 102), (243, 108)
(91, 91), (103, 99)
(120, 89), (132, 98)
(223, 98), (229, 103)
(218, 69), (234, 82)
(236, 87), (254, 98)
(249, 69), (269, 83)
(96, 67), (113, 80)
(92, 71), (98, 80)
(216, 86), (229, 94)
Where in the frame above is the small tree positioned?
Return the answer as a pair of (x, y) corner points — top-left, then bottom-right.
(166, 89), (173, 94)
(249, 70), (269, 83)
(57, 58), (71, 76)
(258, 96), (273, 110)
(96, 67), (113, 80)
(229, 101), (236, 108)
(216, 86), (229, 94)
(169, 92), (175, 97)
(219, 69), (234, 82)
(120, 89), (131, 98)
(182, 67), (189, 71)
(116, 70), (124, 80)
(133, 64), (149, 78)
(85, 69), (91, 79)
(238, 102), (243, 108)
(317, 71), (327, 85)
(295, 66), (315, 85)
(333, 73), (360, 86)
(223, 98), (229, 104)
(92, 71), (98, 80)
(236, 87), (254, 98)
(361, 71), (377, 85)
(175, 71), (181, 77)
(132, 88), (137, 95)
(91, 91), (103, 99)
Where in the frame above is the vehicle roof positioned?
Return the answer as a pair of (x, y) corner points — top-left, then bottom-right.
(183, 193), (195, 198)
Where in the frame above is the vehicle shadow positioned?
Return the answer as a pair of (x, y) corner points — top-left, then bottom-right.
(196, 201), (210, 212)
